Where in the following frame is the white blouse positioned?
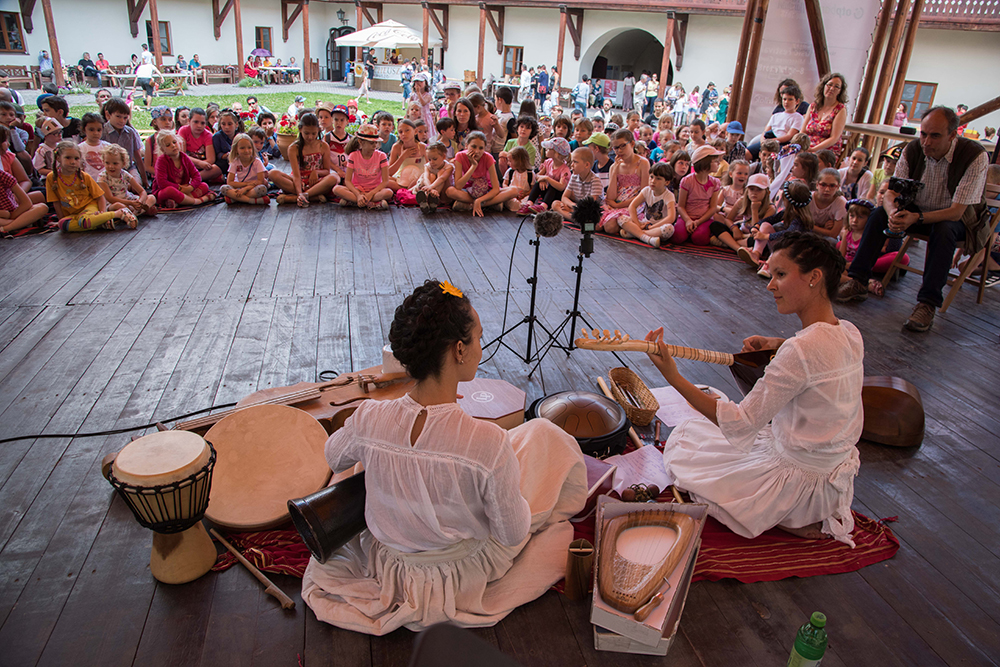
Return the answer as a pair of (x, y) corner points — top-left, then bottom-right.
(325, 394), (531, 553)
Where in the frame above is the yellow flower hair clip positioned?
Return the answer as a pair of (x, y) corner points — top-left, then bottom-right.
(439, 281), (463, 298)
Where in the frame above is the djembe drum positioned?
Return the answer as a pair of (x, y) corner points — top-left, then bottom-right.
(107, 431), (218, 584)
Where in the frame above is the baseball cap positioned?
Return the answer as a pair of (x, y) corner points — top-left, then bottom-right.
(442, 80), (462, 91)
(725, 121), (745, 135)
(747, 173), (770, 190)
(584, 133), (610, 148)
(294, 95), (306, 103)
(541, 136), (571, 157)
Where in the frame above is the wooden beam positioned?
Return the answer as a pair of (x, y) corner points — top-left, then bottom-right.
(483, 5), (504, 55)
(477, 4), (486, 86)
(556, 5), (568, 86)
(18, 0), (35, 33)
(302, 0), (310, 83)
(853, 0), (894, 123)
(566, 8), (583, 60)
(867, 0), (911, 126)
(39, 0), (63, 86)
(234, 0), (244, 73)
(804, 0), (830, 77)
(956, 94), (1000, 125)
(737, 0), (770, 128)
(127, 0), (149, 39)
(728, 0), (758, 125)
(673, 13), (687, 69)
(213, 0), (235, 39)
(361, 3), (377, 27)
(422, 4), (429, 63)
(282, 0), (304, 42)
(659, 12), (675, 97)
(149, 0), (163, 68)
(425, 3), (448, 51)
(884, 0), (925, 124)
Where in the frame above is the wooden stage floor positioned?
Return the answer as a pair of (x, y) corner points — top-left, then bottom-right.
(0, 201), (998, 666)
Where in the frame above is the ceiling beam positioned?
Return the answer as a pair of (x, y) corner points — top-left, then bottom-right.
(565, 7), (583, 59)
(126, 0), (149, 39)
(482, 4), (504, 55)
(213, 0), (235, 39)
(673, 12), (687, 69)
(424, 2), (449, 50)
(282, 0), (304, 42)
(19, 0), (35, 33)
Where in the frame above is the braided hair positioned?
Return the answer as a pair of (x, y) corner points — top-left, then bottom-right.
(771, 231), (847, 300)
(389, 280), (474, 381)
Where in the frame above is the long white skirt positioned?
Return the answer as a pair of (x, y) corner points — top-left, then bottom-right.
(664, 417), (859, 546)
(301, 419), (588, 635)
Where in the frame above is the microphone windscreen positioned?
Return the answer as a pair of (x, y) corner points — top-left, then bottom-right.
(572, 197), (603, 230)
(534, 210), (564, 238)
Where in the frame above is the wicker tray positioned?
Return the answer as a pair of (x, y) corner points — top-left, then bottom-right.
(608, 367), (659, 426)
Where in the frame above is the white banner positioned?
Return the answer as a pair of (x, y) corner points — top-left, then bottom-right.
(746, 0), (882, 134)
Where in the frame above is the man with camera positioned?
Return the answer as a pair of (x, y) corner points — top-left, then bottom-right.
(837, 106), (990, 332)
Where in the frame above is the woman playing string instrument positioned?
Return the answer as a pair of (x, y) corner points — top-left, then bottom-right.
(645, 232), (864, 545)
(302, 280), (587, 634)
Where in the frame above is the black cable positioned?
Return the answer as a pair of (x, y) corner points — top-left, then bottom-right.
(480, 214), (530, 364)
(0, 401), (238, 445)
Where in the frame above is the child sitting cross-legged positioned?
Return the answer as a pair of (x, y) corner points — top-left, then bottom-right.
(271, 113), (341, 207)
(98, 144), (157, 217)
(48, 141), (137, 231)
(498, 115), (538, 175)
(599, 129), (651, 235)
(747, 181), (814, 278)
(387, 119), (426, 190)
(519, 136), (571, 214)
(332, 123), (395, 210)
(615, 161), (677, 247)
(247, 127), (274, 172)
(414, 141), (454, 214)
(153, 130), (216, 209)
(0, 160), (48, 234)
(712, 173), (775, 260)
(445, 130), (504, 216)
(221, 133), (270, 205)
(144, 105), (180, 182)
(838, 198), (900, 296)
(495, 146), (535, 212)
(0, 126), (40, 203)
(32, 117), (63, 179)
(178, 108), (223, 183)
(213, 110), (245, 176)
(552, 146), (604, 220)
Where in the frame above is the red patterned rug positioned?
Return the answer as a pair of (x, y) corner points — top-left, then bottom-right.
(211, 510), (898, 584)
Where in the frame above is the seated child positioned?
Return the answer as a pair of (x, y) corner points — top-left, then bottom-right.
(520, 137), (571, 214)
(667, 150), (690, 194)
(435, 117), (458, 159)
(247, 126), (274, 171)
(101, 98), (145, 187)
(98, 144), (157, 217)
(839, 147), (872, 199)
(551, 147), (604, 221)
(599, 130), (651, 236)
(496, 146), (535, 212)
(375, 111), (398, 156)
(39, 95), (80, 139)
(48, 140), (137, 231)
(174, 106), (190, 132)
(32, 117), (63, 178)
(0, 101), (31, 173)
(0, 126), (41, 204)
(387, 119), (426, 190)
(213, 110), (244, 175)
(0, 164), (48, 234)
(153, 130), (215, 209)
(499, 115), (538, 175)
(709, 137), (729, 179)
(324, 104), (353, 182)
(221, 133), (270, 205)
(615, 161), (676, 247)
(839, 197), (905, 296)
(271, 113), (341, 207)
(144, 105), (180, 181)
(673, 144), (723, 245)
(551, 115), (573, 141)
(638, 124), (655, 151)
(747, 181), (814, 277)
(332, 123), (395, 210)
(414, 142), (455, 214)
(585, 133), (612, 191)
(712, 173), (775, 258)
(867, 145), (900, 200)
(810, 168), (847, 241)
(749, 138), (780, 178)
(257, 112), (282, 160)
(445, 130), (504, 216)
(178, 108), (223, 182)
(570, 118), (593, 151)
(816, 149), (837, 172)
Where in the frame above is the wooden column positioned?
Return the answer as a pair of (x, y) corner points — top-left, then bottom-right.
(728, 0), (758, 126)
(477, 4), (486, 86)
(956, 95), (1000, 126)
(356, 2), (363, 30)
(556, 6), (567, 86)
(737, 0), (770, 128)
(853, 0), (893, 124)
(804, 0), (830, 78)
(149, 0), (163, 68)
(302, 0), (310, 82)
(866, 0), (911, 126)
(883, 0), (924, 124)
(422, 4), (429, 64)
(658, 13), (674, 98)
(234, 0), (244, 74)
(39, 0), (64, 87)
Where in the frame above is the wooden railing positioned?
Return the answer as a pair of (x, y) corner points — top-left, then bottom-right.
(919, 0), (1000, 29)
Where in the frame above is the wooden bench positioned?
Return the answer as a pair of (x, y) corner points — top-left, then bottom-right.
(1, 65), (37, 89)
(202, 65), (236, 84)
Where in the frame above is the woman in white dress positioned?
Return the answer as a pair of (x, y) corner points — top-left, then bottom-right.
(302, 280), (587, 635)
(645, 232), (864, 546)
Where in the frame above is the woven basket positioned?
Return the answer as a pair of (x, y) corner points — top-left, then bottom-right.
(608, 367), (659, 426)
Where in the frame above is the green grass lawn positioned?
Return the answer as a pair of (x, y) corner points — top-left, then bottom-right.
(70, 91), (400, 132)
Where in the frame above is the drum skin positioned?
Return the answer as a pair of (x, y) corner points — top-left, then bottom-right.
(527, 391), (630, 457)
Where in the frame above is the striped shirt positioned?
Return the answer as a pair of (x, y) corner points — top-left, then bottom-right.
(565, 171), (605, 204)
(894, 139), (988, 212)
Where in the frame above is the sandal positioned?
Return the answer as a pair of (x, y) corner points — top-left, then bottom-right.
(867, 278), (885, 297)
(119, 208), (138, 229)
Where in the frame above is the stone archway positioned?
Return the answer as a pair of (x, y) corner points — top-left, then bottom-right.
(580, 27), (672, 85)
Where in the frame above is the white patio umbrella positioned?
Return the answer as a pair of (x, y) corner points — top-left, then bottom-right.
(334, 20), (441, 49)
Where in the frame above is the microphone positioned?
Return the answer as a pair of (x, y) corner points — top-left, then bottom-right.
(534, 210), (564, 238)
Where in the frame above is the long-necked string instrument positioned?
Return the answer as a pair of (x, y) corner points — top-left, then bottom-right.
(598, 507), (696, 619)
(576, 329), (777, 395)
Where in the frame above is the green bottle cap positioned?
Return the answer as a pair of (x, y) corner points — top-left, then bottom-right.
(810, 612), (827, 628)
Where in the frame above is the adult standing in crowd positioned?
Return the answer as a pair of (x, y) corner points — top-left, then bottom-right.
(572, 75), (591, 114)
(700, 82), (719, 116)
(401, 61), (413, 108)
(646, 74), (659, 116)
(801, 73), (848, 155)
(633, 74), (648, 116)
(535, 65), (549, 106)
(837, 106), (989, 332)
(519, 65), (531, 103)
(549, 66), (560, 98)
(622, 72), (635, 112)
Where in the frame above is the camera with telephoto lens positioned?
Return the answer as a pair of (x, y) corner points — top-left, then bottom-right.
(884, 177), (925, 238)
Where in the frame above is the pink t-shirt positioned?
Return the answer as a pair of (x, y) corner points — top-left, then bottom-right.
(454, 150), (496, 181)
(540, 158), (571, 187)
(347, 149), (388, 192)
(179, 125), (212, 161)
(680, 173), (721, 220)
(228, 157), (266, 183)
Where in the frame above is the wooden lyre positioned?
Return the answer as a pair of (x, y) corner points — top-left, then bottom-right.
(576, 329), (777, 395)
(597, 507), (697, 619)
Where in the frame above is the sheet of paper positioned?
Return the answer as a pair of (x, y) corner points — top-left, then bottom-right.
(651, 385), (725, 427)
(604, 445), (674, 494)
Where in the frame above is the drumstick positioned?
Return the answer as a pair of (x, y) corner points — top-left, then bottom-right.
(597, 377), (643, 449)
(209, 528), (295, 610)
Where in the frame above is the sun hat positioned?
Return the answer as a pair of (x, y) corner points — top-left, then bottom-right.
(584, 133), (611, 148)
(725, 121), (745, 135)
(541, 136), (571, 157)
(747, 173), (770, 190)
(315, 101), (335, 114)
(690, 144), (723, 164)
(355, 123), (381, 142)
(442, 80), (462, 91)
(880, 144), (902, 161)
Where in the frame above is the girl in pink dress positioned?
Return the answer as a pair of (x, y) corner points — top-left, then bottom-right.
(412, 73), (437, 141)
(599, 129), (650, 235)
(332, 123), (395, 209)
(271, 113), (340, 207)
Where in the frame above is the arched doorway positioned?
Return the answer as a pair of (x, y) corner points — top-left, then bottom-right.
(581, 28), (672, 86)
(327, 26), (355, 81)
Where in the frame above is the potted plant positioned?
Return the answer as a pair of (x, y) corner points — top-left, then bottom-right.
(276, 114), (298, 160)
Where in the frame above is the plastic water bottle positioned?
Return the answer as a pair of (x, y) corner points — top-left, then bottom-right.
(787, 612), (828, 667)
